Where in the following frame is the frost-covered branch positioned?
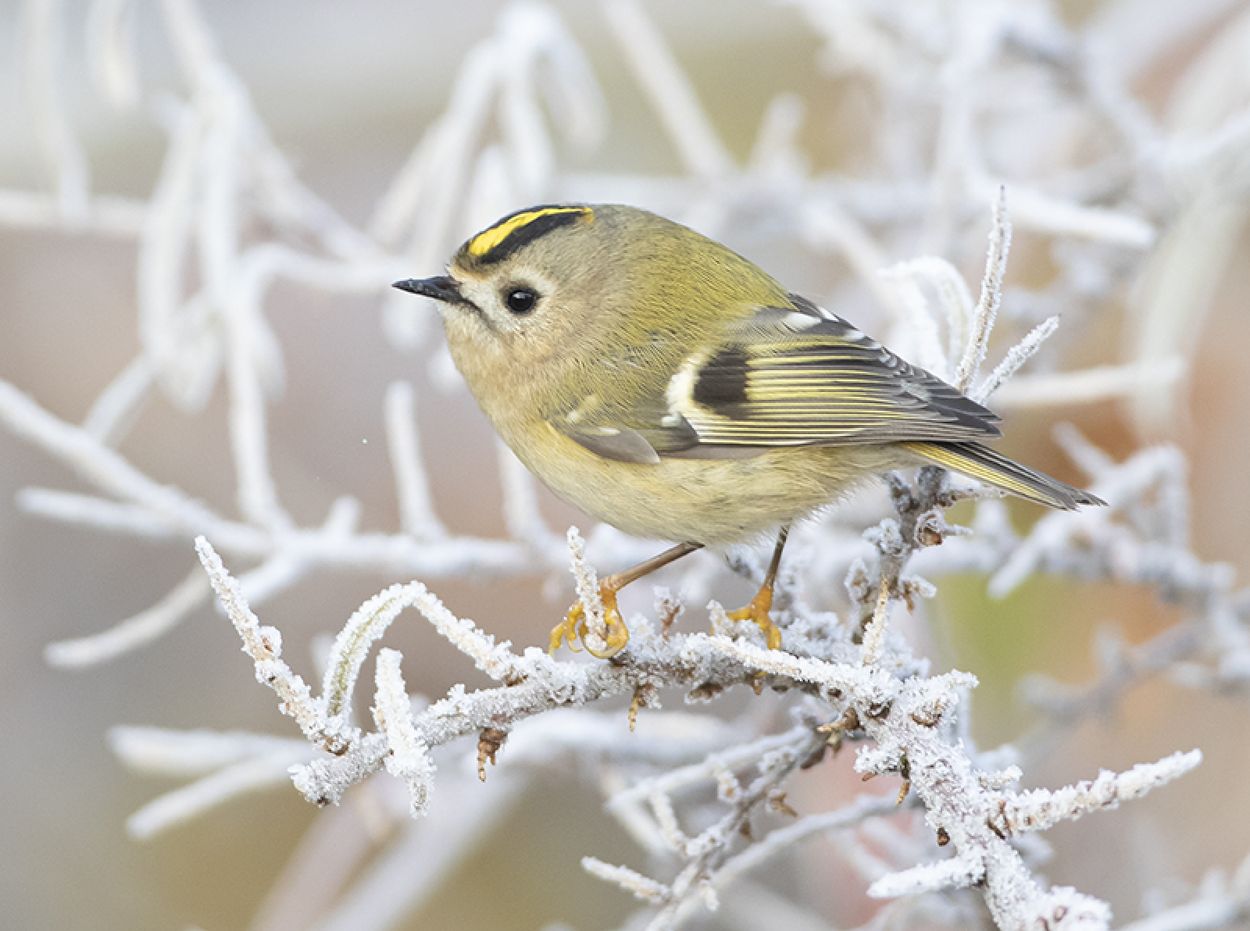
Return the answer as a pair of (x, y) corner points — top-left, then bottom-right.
(186, 490), (1205, 930)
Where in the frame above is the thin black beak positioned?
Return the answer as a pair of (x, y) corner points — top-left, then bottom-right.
(392, 276), (466, 305)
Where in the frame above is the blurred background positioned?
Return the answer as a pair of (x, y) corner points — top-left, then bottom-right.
(2, 1), (1249, 928)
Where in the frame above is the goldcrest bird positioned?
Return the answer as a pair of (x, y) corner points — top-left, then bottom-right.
(394, 204), (1103, 658)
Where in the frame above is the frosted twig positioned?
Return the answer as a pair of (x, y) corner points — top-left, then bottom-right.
(852, 670), (1127, 930)
(234, 548), (310, 608)
(709, 793), (902, 894)
(0, 188), (144, 233)
(86, 0), (141, 108)
(44, 566), (210, 668)
(1020, 624), (1199, 726)
(17, 488), (181, 539)
(0, 381), (265, 553)
(566, 526), (608, 654)
(967, 176), (1155, 249)
(178, 474), (1214, 930)
(110, 726), (309, 777)
(384, 382), (446, 541)
(800, 203), (901, 320)
(21, 0), (90, 220)
(323, 580), (525, 735)
(996, 750), (1202, 836)
(125, 747), (312, 840)
(498, 440), (560, 550)
(322, 584), (425, 730)
(955, 188), (1011, 391)
(607, 726), (813, 811)
(136, 101), (211, 409)
(4, 377), (560, 598)
(635, 727), (830, 928)
(880, 256), (975, 379)
(877, 262), (950, 376)
(311, 776), (528, 931)
(601, 0), (734, 178)
(1052, 422), (1118, 480)
(993, 358), (1186, 409)
(974, 315), (1060, 403)
(81, 356), (154, 445)
(193, 536), (325, 747)
(647, 789), (687, 854)
(1119, 849), (1250, 931)
(747, 93), (805, 177)
(394, 583), (525, 684)
(988, 444), (1209, 598)
(868, 853), (982, 899)
(697, 635), (892, 702)
(860, 578), (893, 666)
(222, 262), (291, 532)
(506, 709), (739, 771)
(372, 649), (436, 817)
(582, 857), (670, 905)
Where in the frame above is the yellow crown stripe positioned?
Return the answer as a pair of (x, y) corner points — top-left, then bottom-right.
(466, 206), (592, 257)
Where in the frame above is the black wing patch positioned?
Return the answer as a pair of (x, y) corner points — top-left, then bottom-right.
(554, 294), (1002, 461)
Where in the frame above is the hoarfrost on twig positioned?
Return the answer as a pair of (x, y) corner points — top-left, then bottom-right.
(955, 187), (1012, 391)
(372, 649), (436, 817)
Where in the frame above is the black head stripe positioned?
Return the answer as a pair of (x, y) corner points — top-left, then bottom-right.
(464, 205), (593, 265)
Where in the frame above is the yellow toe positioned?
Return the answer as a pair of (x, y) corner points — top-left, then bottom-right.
(548, 603), (585, 655)
(725, 586), (783, 650)
(582, 590), (631, 658)
(550, 588), (632, 658)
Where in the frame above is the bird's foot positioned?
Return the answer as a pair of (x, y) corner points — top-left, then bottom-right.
(548, 585), (631, 658)
(725, 584), (783, 650)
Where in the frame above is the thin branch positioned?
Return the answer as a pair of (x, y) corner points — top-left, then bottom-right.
(955, 187), (1012, 391)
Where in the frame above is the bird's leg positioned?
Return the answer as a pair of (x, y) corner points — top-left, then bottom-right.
(549, 541), (703, 658)
(725, 527), (789, 650)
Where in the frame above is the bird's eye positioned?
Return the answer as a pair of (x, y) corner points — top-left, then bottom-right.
(504, 287), (538, 315)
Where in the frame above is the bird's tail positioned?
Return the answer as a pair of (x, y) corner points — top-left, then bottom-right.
(903, 441), (1105, 510)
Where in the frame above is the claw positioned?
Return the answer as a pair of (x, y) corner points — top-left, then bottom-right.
(585, 591), (631, 658)
(548, 585), (632, 658)
(726, 584), (783, 650)
(547, 602), (584, 654)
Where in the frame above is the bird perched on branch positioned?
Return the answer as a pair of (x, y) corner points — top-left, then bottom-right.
(395, 204), (1102, 658)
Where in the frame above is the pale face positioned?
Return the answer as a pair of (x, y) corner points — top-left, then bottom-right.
(436, 261), (575, 368)
(445, 262), (559, 338)
(412, 256), (602, 427)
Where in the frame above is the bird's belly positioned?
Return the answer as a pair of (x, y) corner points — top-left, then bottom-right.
(501, 420), (900, 545)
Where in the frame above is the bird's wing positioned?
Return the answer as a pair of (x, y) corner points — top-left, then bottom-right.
(554, 294), (1001, 464)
